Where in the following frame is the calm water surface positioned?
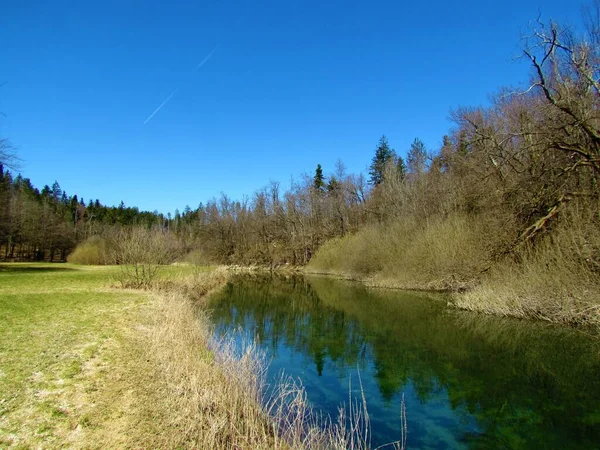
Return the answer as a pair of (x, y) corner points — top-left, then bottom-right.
(208, 274), (600, 449)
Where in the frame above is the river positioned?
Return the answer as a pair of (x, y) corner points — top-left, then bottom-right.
(207, 274), (600, 449)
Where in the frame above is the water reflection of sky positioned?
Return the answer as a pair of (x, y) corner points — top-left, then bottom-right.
(210, 275), (600, 450)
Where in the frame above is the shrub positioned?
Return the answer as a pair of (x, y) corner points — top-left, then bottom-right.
(115, 227), (180, 288)
(67, 236), (114, 265)
(309, 214), (490, 290)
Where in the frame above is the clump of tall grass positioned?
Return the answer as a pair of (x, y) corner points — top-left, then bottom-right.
(147, 268), (406, 449)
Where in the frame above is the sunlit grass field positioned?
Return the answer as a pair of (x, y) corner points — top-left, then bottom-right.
(0, 263), (290, 449)
(0, 263), (163, 448)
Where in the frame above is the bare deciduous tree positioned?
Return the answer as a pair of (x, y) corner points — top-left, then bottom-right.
(115, 226), (179, 288)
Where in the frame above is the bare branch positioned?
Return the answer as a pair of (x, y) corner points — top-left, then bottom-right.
(0, 137), (21, 171)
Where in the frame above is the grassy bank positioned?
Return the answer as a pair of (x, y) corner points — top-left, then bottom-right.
(306, 214), (600, 327)
(0, 263), (387, 449)
(306, 215), (488, 291)
(0, 263), (279, 448)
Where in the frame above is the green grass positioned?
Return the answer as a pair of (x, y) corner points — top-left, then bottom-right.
(0, 263), (153, 448)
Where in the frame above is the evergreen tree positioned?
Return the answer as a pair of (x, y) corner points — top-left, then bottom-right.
(41, 185), (51, 198)
(70, 195), (79, 225)
(369, 135), (396, 185)
(51, 181), (62, 201)
(396, 155), (407, 180)
(407, 138), (428, 175)
(313, 164), (326, 193)
(327, 176), (340, 194)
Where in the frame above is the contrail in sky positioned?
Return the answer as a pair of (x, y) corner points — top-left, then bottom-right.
(143, 45), (219, 125)
(195, 45), (219, 71)
(143, 88), (179, 124)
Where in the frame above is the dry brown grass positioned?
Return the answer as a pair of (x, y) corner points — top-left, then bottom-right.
(141, 267), (276, 448)
(453, 221), (600, 326)
(307, 214), (488, 291)
(308, 207), (599, 327)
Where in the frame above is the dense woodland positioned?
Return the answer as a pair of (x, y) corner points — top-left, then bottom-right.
(1, 12), (599, 322)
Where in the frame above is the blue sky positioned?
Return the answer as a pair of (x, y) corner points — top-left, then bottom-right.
(1, 0), (583, 213)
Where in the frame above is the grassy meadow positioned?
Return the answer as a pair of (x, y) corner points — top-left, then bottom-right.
(0, 263), (262, 449)
(0, 263), (153, 448)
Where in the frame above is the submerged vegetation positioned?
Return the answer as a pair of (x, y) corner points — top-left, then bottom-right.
(1, 8), (599, 326)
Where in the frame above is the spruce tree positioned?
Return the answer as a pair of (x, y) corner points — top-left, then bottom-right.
(327, 175), (340, 194)
(313, 164), (326, 193)
(369, 135), (396, 185)
(396, 155), (407, 180)
(407, 138), (428, 175)
(51, 181), (62, 201)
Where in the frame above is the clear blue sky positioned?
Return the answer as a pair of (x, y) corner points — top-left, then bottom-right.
(1, 0), (583, 214)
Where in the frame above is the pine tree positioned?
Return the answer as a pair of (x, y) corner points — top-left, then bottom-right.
(51, 181), (62, 201)
(396, 155), (407, 180)
(327, 176), (340, 194)
(313, 164), (326, 193)
(407, 138), (428, 175)
(369, 135), (396, 185)
(41, 185), (51, 198)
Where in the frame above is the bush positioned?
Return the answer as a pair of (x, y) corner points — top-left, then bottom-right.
(115, 227), (180, 288)
(309, 214), (490, 290)
(182, 249), (214, 266)
(67, 236), (115, 265)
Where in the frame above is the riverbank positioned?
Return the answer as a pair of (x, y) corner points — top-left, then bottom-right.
(304, 217), (600, 328)
(0, 263), (383, 449)
(224, 260), (600, 328)
(0, 264), (281, 448)
(304, 265), (600, 328)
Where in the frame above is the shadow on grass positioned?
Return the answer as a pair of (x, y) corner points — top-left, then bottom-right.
(0, 264), (77, 274)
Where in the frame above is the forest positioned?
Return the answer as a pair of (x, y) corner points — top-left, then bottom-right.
(1, 12), (599, 324)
